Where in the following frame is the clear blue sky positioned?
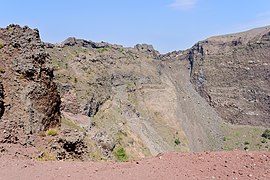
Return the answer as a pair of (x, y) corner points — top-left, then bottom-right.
(1, 0), (270, 53)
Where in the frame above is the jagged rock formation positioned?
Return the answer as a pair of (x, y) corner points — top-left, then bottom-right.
(0, 25), (61, 144)
(55, 130), (88, 160)
(185, 26), (270, 127)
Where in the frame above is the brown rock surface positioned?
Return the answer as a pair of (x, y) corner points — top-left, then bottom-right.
(0, 25), (60, 145)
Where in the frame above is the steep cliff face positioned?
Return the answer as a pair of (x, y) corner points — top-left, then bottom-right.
(46, 37), (224, 159)
(0, 25), (61, 143)
(187, 26), (270, 127)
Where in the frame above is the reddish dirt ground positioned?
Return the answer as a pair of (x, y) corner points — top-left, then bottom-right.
(0, 151), (269, 180)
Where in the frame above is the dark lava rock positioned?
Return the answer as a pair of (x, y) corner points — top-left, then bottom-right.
(56, 131), (88, 160)
(0, 24), (61, 139)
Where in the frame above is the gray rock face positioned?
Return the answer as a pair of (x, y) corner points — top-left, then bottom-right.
(62, 37), (108, 49)
(63, 37), (77, 46)
(187, 26), (270, 126)
(0, 24), (61, 138)
(84, 97), (103, 117)
(93, 131), (116, 157)
(135, 44), (160, 58)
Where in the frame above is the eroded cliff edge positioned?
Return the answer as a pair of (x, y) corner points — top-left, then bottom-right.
(186, 26), (270, 127)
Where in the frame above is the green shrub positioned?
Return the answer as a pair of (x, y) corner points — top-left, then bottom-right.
(37, 151), (56, 161)
(262, 129), (270, 139)
(97, 48), (108, 53)
(174, 138), (181, 145)
(0, 43), (3, 49)
(51, 58), (58, 66)
(223, 137), (231, 141)
(47, 128), (58, 136)
(113, 147), (128, 161)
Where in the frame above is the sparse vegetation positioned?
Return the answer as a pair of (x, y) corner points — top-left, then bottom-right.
(0, 43), (3, 49)
(174, 138), (181, 145)
(97, 48), (108, 53)
(223, 146), (233, 151)
(113, 147), (128, 161)
(87, 140), (104, 161)
(262, 129), (270, 139)
(61, 118), (84, 132)
(223, 137), (231, 141)
(221, 123), (270, 151)
(51, 58), (60, 68)
(37, 151), (56, 161)
(46, 128), (58, 136)
(7, 27), (14, 31)
(126, 82), (136, 91)
(116, 131), (124, 144)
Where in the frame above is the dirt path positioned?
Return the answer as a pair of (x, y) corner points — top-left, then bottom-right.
(0, 151), (269, 180)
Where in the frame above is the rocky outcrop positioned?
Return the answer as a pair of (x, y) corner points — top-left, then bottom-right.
(56, 130), (88, 160)
(187, 26), (270, 126)
(0, 24), (61, 140)
(93, 131), (116, 157)
(135, 44), (160, 58)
